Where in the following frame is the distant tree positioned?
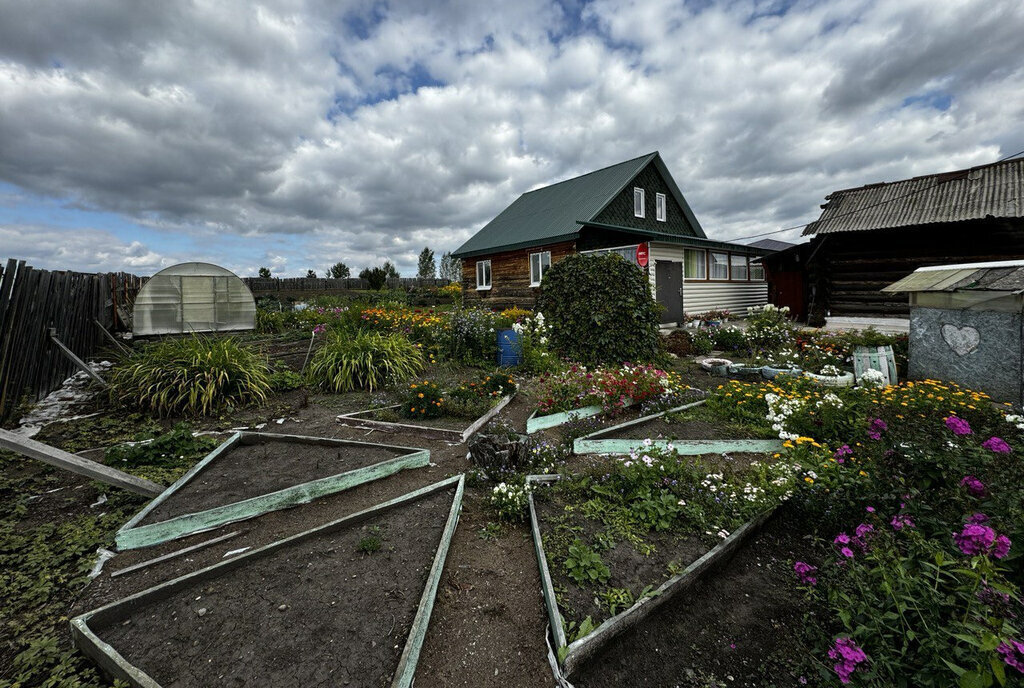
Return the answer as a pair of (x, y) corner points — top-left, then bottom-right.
(258, 266), (271, 278)
(359, 266), (387, 290)
(381, 261), (399, 279)
(439, 251), (462, 282)
(417, 247), (436, 279)
(328, 261), (350, 279)
(306, 269), (317, 278)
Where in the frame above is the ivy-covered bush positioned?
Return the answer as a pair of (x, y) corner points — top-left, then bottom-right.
(536, 253), (662, 366)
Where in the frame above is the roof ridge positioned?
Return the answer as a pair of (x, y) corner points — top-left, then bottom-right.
(520, 152), (657, 195)
(825, 156), (1024, 198)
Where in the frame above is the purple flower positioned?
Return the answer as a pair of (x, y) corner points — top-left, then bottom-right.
(840, 546), (855, 558)
(960, 475), (987, 498)
(968, 512), (990, 524)
(855, 523), (874, 538)
(891, 514), (915, 531)
(954, 523), (997, 556)
(828, 637), (867, 684)
(994, 535), (1012, 559)
(834, 533), (851, 545)
(794, 561), (818, 586)
(983, 436), (1013, 454)
(312, 323), (327, 335)
(867, 418), (887, 440)
(865, 506), (875, 513)
(945, 415), (973, 436)
(998, 639), (1024, 674)
(833, 445), (853, 464)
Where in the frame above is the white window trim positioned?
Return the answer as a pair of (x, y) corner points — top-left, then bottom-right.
(529, 251), (551, 287)
(476, 259), (492, 290)
(633, 187), (645, 218)
(656, 193), (666, 222)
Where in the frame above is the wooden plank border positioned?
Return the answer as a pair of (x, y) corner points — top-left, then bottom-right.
(524, 474), (777, 681)
(115, 432), (431, 550)
(570, 400), (784, 456)
(71, 475), (465, 688)
(337, 391), (516, 444)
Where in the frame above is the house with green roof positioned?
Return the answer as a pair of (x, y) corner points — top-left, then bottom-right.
(452, 151), (769, 324)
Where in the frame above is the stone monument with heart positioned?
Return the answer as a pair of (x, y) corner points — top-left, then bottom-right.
(941, 324), (980, 356)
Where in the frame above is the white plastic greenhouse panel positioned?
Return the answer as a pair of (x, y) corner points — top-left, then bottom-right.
(133, 262), (256, 336)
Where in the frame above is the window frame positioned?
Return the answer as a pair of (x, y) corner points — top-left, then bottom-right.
(709, 251), (730, 281)
(655, 192), (667, 222)
(683, 248), (706, 280)
(749, 260), (765, 282)
(529, 251), (552, 287)
(730, 254), (749, 282)
(633, 187), (645, 218)
(475, 259), (492, 290)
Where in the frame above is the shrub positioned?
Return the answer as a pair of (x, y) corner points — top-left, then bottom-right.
(744, 304), (793, 351)
(359, 266), (387, 290)
(691, 329), (713, 355)
(308, 331), (424, 392)
(536, 253), (662, 367)
(711, 325), (749, 353)
(110, 336), (271, 417)
(438, 282), (462, 299)
(401, 379), (444, 418)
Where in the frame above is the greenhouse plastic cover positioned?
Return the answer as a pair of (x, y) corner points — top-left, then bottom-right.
(133, 262), (256, 335)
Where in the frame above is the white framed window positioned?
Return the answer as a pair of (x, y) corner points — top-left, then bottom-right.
(730, 254), (748, 281)
(749, 261), (765, 281)
(633, 187), (645, 218)
(529, 251), (552, 286)
(475, 259), (491, 290)
(710, 252), (729, 280)
(684, 249), (706, 279)
(656, 193), (666, 222)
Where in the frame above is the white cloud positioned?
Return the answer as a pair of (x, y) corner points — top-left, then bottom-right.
(0, 0), (1022, 274)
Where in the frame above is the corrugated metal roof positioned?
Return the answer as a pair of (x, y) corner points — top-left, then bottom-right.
(452, 152), (706, 258)
(804, 157), (1024, 236)
(883, 259), (1024, 293)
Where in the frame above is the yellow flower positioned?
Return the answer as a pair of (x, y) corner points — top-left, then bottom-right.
(859, 470), (868, 477)
(804, 477), (814, 484)
(418, 393), (424, 398)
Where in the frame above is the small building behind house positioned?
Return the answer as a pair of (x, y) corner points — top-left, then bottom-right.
(133, 262), (256, 336)
(451, 152), (769, 325)
(884, 259), (1024, 407)
(798, 157), (1024, 331)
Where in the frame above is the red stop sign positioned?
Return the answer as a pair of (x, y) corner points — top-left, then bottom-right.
(636, 242), (649, 267)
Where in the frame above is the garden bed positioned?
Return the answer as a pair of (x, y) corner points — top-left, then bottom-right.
(573, 401), (783, 455)
(337, 392), (515, 443)
(116, 432), (431, 550)
(73, 476), (464, 688)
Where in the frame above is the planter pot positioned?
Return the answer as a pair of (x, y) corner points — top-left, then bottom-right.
(728, 364), (763, 380)
(761, 365), (802, 380)
(699, 358), (732, 377)
(803, 371), (855, 387)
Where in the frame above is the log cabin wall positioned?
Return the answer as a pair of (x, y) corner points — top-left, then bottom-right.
(461, 240), (576, 309)
(807, 218), (1024, 324)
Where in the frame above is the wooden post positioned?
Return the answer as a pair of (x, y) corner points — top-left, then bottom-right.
(49, 330), (108, 387)
(0, 429), (164, 497)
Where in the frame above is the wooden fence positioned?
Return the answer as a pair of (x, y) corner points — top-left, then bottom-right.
(0, 259), (143, 425)
(242, 277), (451, 294)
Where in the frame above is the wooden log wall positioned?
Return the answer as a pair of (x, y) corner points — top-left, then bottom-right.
(808, 219), (1024, 323)
(461, 240), (576, 309)
(0, 260), (142, 425)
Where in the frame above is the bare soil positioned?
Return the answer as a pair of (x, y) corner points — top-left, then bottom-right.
(96, 488), (455, 688)
(139, 438), (406, 524)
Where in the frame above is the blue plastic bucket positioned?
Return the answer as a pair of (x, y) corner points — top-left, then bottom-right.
(497, 328), (522, 367)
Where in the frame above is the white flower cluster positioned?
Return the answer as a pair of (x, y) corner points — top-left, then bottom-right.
(746, 304), (790, 315)
(765, 392), (803, 441)
(512, 312), (550, 353)
(858, 368), (887, 388)
(815, 392), (844, 409)
(1006, 414), (1024, 431)
(819, 364), (843, 376)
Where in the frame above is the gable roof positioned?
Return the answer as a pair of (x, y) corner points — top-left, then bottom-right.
(453, 152), (706, 258)
(804, 157), (1024, 236)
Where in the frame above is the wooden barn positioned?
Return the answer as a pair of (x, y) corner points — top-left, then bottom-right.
(451, 152), (768, 324)
(794, 157), (1024, 330)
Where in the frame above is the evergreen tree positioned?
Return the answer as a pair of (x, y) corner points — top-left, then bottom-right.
(328, 261), (350, 279)
(417, 247), (436, 278)
(258, 266), (271, 278)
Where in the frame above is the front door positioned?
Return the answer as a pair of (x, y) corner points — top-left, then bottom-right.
(655, 261), (683, 324)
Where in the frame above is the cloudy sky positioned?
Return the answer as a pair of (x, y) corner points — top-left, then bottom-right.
(1, 0), (1022, 277)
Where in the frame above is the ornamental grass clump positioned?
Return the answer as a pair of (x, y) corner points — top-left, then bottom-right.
(308, 331), (424, 392)
(110, 335), (271, 417)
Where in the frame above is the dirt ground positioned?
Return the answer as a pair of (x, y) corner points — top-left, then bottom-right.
(10, 355), (812, 688)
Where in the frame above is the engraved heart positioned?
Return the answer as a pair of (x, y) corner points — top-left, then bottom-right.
(941, 324), (980, 356)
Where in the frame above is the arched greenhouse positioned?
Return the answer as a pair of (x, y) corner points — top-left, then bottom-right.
(132, 262), (256, 336)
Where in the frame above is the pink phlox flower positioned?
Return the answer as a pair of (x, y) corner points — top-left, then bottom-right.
(983, 436), (1012, 454)
(891, 514), (915, 531)
(994, 534), (1012, 560)
(954, 523), (996, 556)
(828, 637), (867, 684)
(998, 639), (1024, 674)
(793, 561), (818, 586)
(945, 415), (973, 435)
(960, 475), (987, 498)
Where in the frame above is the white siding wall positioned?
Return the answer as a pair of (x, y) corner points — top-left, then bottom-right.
(647, 241), (768, 317)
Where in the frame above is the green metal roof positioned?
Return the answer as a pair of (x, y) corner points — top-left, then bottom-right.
(453, 152), (706, 258)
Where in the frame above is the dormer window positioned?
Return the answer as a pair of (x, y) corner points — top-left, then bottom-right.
(633, 188), (645, 218)
(656, 193), (666, 222)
